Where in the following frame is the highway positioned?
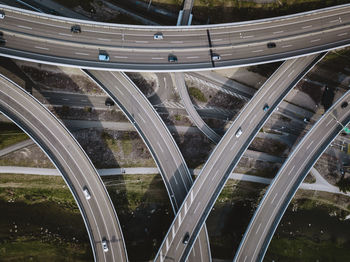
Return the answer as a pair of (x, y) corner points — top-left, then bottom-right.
(0, 74), (128, 262)
(234, 90), (350, 262)
(175, 72), (221, 143)
(0, 4), (349, 71)
(83, 70), (211, 261)
(154, 53), (325, 262)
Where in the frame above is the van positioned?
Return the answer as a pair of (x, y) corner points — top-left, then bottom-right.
(98, 51), (110, 61)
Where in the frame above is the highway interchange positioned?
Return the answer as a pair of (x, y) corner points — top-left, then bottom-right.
(0, 1), (349, 262)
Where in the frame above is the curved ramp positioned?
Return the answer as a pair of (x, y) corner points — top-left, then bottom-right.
(234, 90), (350, 262)
(0, 74), (128, 262)
(83, 70), (211, 261)
(175, 72), (221, 143)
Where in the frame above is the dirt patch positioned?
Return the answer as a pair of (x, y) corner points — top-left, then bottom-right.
(0, 144), (54, 168)
(249, 137), (289, 157)
(51, 106), (128, 122)
(126, 72), (157, 97)
(186, 79), (245, 111)
(235, 158), (281, 179)
(18, 64), (103, 95)
(74, 129), (155, 168)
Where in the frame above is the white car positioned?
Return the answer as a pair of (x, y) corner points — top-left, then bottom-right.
(212, 54), (221, 61)
(0, 11), (5, 19)
(83, 187), (91, 200)
(235, 128), (243, 138)
(154, 33), (163, 40)
(102, 240), (109, 252)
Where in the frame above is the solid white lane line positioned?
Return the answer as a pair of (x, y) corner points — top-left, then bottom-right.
(114, 56), (128, 59)
(282, 44), (293, 48)
(157, 142), (164, 153)
(230, 141), (237, 151)
(310, 38), (321, 43)
(338, 32), (348, 37)
(252, 49), (263, 53)
(211, 170), (220, 182)
(249, 114), (257, 124)
(173, 175), (178, 185)
(256, 223), (262, 234)
(271, 193), (278, 204)
(75, 52), (89, 56)
(287, 69), (295, 78)
(287, 165), (295, 176)
(17, 25), (32, 30)
(302, 25), (312, 29)
(138, 113), (146, 123)
(35, 46), (49, 50)
(326, 119), (333, 127)
(58, 33), (72, 37)
(194, 201), (201, 214)
(273, 30), (284, 34)
(306, 140), (314, 150)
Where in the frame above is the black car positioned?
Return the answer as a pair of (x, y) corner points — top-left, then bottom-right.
(105, 98), (115, 106)
(71, 25), (81, 33)
(341, 101), (348, 108)
(267, 42), (276, 48)
(182, 232), (190, 244)
(168, 54), (178, 63)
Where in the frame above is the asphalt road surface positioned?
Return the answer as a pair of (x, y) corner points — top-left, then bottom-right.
(0, 74), (128, 262)
(83, 70), (211, 261)
(234, 90), (350, 262)
(154, 53), (325, 262)
(0, 4), (349, 71)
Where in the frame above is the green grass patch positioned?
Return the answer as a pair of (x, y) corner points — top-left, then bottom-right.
(188, 87), (207, 102)
(0, 122), (28, 150)
(121, 132), (133, 156)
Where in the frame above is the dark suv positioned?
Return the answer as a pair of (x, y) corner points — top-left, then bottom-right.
(105, 98), (115, 106)
(267, 42), (276, 48)
(71, 25), (81, 33)
(168, 54), (178, 63)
